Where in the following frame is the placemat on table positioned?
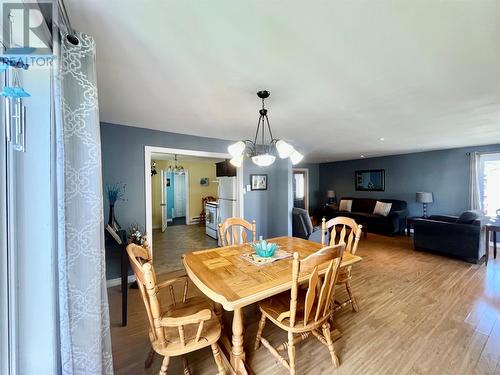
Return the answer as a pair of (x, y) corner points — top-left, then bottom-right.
(241, 249), (292, 266)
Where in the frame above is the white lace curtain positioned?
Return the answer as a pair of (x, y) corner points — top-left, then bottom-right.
(468, 151), (481, 211)
(54, 31), (113, 374)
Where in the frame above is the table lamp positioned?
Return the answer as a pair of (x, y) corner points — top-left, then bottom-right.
(327, 190), (336, 204)
(416, 192), (433, 217)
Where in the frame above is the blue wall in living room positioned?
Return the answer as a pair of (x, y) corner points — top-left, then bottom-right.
(100, 122), (292, 278)
(319, 143), (500, 217)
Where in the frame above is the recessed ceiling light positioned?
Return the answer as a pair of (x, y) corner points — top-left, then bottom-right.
(378, 137), (385, 141)
(360, 155), (365, 158)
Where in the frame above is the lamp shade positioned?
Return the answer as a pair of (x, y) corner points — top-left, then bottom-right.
(416, 192), (433, 203)
(327, 190), (336, 198)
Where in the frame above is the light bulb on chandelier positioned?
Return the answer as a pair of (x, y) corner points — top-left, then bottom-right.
(227, 90), (304, 167)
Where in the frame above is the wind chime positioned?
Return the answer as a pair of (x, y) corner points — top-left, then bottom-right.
(1, 12), (31, 152)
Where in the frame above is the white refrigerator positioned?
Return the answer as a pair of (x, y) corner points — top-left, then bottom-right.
(217, 177), (237, 245)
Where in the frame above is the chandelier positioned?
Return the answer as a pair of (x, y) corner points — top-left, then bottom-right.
(167, 155), (185, 175)
(228, 90), (303, 167)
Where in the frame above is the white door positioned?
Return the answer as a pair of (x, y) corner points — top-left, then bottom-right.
(161, 170), (168, 232)
(174, 173), (186, 218)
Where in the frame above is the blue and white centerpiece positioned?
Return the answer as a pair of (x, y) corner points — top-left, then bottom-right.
(251, 239), (279, 258)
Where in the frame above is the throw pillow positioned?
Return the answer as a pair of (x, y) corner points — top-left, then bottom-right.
(373, 201), (392, 216)
(456, 210), (480, 224)
(339, 199), (352, 212)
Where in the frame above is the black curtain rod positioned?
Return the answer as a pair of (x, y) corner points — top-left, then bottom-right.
(57, 0), (79, 45)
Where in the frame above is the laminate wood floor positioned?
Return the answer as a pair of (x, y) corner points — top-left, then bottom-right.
(152, 225), (217, 275)
(109, 234), (500, 374)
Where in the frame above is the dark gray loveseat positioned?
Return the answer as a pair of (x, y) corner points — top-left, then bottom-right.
(413, 211), (485, 263)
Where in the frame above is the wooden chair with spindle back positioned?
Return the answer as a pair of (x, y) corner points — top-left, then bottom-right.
(126, 243), (226, 375)
(321, 216), (363, 312)
(218, 217), (256, 246)
(254, 243), (345, 374)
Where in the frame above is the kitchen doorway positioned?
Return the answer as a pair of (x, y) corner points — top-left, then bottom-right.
(145, 146), (244, 274)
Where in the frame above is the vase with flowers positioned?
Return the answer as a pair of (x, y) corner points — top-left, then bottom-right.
(128, 224), (146, 246)
(106, 183), (126, 231)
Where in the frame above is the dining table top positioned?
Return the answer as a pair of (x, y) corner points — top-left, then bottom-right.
(182, 236), (363, 311)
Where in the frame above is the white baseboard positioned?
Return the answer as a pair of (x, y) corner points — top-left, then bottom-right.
(107, 275), (136, 288)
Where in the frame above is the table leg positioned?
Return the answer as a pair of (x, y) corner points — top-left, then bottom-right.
(485, 229), (490, 266)
(231, 307), (245, 372)
(120, 246), (128, 326)
(494, 231), (497, 259)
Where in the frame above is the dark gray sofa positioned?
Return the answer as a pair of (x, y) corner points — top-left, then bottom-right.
(327, 197), (408, 235)
(413, 211), (485, 263)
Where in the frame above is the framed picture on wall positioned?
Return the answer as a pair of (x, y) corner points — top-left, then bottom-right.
(355, 169), (385, 191)
(250, 174), (268, 191)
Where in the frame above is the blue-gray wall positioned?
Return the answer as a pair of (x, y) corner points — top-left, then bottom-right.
(244, 158), (293, 239)
(100, 122), (292, 242)
(319, 144), (500, 217)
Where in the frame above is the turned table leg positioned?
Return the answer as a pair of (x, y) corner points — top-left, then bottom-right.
(486, 229), (490, 266)
(494, 231), (497, 260)
(231, 307), (245, 372)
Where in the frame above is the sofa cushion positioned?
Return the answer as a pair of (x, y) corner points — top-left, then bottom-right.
(456, 210), (480, 224)
(351, 198), (376, 213)
(373, 201), (392, 216)
(339, 199), (352, 212)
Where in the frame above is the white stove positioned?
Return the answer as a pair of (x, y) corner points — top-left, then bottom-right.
(205, 201), (218, 239)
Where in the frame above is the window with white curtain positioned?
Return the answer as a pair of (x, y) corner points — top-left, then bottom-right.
(480, 153), (500, 217)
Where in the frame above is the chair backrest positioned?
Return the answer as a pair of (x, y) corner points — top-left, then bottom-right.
(292, 207), (314, 238)
(218, 217), (256, 246)
(288, 244), (345, 328)
(126, 243), (160, 341)
(127, 243), (210, 350)
(321, 216), (362, 255)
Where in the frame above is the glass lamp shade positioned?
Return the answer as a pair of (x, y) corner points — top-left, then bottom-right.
(252, 153), (276, 167)
(228, 141), (246, 157)
(276, 140), (294, 159)
(290, 150), (304, 165)
(229, 154), (244, 168)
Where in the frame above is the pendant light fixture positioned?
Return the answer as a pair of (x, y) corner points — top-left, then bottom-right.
(167, 155), (185, 175)
(228, 90), (303, 168)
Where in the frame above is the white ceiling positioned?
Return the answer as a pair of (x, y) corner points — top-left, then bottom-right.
(67, 0), (500, 162)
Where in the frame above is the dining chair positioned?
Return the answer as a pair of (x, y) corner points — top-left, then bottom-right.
(321, 217), (363, 312)
(126, 243), (226, 375)
(218, 217), (256, 246)
(254, 243), (345, 374)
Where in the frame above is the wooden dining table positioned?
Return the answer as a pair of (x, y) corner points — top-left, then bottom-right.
(182, 236), (363, 374)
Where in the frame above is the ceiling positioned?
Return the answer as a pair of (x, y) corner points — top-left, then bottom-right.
(66, 0), (500, 162)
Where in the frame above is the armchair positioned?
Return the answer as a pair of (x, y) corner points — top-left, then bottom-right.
(292, 207), (323, 243)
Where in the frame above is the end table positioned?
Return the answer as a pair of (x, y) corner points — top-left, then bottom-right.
(485, 218), (500, 266)
(406, 216), (423, 236)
